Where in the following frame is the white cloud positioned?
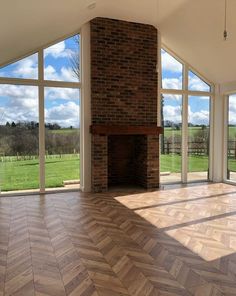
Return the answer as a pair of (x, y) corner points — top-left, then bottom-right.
(0, 54), (38, 79)
(0, 84), (37, 99)
(60, 67), (77, 81)
(189, 75), (210, 92)
(0, 85), (80, 128)
(45, 87), (79, 101)
(44, 65), (57, 80)
(44, 41), (76, 60)
(163, 105), (182, 123)
(162, 78), (182, 90)
(44, 65), (77, 82)
(45, 102), (80, 127)
(13, 55), (38, 79)
(161, 50), (182, 73)
(0, 102), (38, 124)
(163, 104), (209, 125)
(0, 85), (38, 124)
(188, 106), (209, 125)
(162, 94), (182, 102)
(44, 41), (68, 59)
(162, 76), (210, 92)
(229, 95), (236, 124)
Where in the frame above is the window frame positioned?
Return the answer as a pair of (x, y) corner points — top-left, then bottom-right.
(160, 44), (214, 184)
(0, 31), (82, 195)
(223, 94), (236, 184)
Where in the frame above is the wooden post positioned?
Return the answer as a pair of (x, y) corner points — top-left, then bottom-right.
(234, 140), (236, 159)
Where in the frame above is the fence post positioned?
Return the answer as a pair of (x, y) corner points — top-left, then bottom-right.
(234, 140), (236, 159)
(167, 142), (170, 154)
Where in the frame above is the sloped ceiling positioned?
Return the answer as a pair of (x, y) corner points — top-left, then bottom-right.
(0, 0), (236, 84)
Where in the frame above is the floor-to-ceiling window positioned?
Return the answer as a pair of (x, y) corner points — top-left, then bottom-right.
(188, 96), (210, 181)
(0, 85), (39, 191)
(227, 94), (236, 182)
(161, 94), (182, 183)
(44, 87), (80, 189)
(160, 48), (212, 183)
(0, 34), (81, 194)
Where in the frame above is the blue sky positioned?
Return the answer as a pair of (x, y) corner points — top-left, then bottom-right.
(161, 49), (211, 125)
(0, 35), (80, 128)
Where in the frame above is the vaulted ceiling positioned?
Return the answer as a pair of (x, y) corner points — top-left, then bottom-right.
(1, 0), (236, 84)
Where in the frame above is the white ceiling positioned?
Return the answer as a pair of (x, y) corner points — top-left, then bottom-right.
(0, 0), (236, 84)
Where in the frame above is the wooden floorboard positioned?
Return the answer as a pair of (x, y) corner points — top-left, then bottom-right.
(1, 183), (236, 295)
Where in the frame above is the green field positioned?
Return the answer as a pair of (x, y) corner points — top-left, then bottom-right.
(1, 152), (236, 192)
(161, 154), (236, 173)
(228, 127), (236, 138)
(163, 126), (236, 139)
(163, 127), (200, 138)
(49, 128), (79, 134)
(52, 126), (236, 138)
(160, 155), (208, 172)
(0, 154), (80, 192)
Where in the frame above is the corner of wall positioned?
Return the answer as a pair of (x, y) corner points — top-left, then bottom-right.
(80, 22), (92, 192)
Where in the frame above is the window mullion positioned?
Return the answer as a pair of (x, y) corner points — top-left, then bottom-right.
(38, 49), (45, 193)
(182, 64), (188, 183)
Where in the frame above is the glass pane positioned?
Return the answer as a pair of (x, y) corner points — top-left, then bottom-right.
(0, 53), (38, 79)
(188, 70), (211, 92)
(44, 35), (80, 82)
(160, 94), (182, 183)
(161, 49), (183, 90)
(227, 94), (236, 181)
(45, 87), (80, 190)
(0, 85), (39, 192)
(188, 96), (210, 181)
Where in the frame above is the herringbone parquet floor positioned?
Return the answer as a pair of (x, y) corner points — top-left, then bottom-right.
(1, 183), (236, 295)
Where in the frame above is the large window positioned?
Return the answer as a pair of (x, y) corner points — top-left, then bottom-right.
(160, 48), (212, 184)
(0, 34), (80, 194)
(160, 94), (182, 183)
(188, 96), (210, 181)
(227, 94), (236, 182)
(44, 87), (80, 189)
(0, 85), (39, 191)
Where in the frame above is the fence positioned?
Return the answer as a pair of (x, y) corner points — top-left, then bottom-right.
(0, 153), (80, 162)
(162, 140), (209, 156)
(228, 140), (236, 158)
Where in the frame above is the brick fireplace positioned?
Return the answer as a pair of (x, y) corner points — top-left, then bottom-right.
(90, 17), (162, 192)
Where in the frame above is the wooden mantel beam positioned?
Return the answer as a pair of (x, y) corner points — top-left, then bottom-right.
(90, 125), (163, 136)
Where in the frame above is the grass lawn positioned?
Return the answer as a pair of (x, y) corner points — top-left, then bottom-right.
(0, 154), (80, 192)
(229, 127), (236, 138)
(163, 126), (236, 139)
(2, 153), (236, 192)
(160, 154), (209, 173)
(161, 154), (236, 173)
(228, 157), (236, 173)
(163, 126), (208, 138)
(49, 128), (79, 134)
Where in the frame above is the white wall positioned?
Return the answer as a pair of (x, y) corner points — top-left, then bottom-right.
(211, 84), (224, 182)
(80, 22), (92, 192)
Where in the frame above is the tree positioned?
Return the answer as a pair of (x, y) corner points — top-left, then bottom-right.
(70, 35), (80, 80)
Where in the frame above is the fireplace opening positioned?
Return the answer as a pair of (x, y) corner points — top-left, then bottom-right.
(108, 135), (147, 188)
(90, 125), (162, 192)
